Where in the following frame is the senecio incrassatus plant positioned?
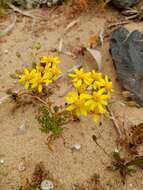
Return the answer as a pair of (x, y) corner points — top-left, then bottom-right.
(66, 68), (113, 123)
(18, 56), (113, 123)
(19, 56), (61, 93)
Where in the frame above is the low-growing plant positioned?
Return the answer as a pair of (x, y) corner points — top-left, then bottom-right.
(15, 59), (113, 124)
(0, 0), (10, 14)
(37, 105), (72, 149)
(108, 149), (143, 184)
(12, 54), (113, 137)
(38, 106), (67, 136)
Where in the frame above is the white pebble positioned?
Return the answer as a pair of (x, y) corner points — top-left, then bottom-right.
(41, 180), (54, 190)
(53, 0), (59, 4)
(114, 148), (119, 153)
(19, 122), (28, 134)
(129, 183), (133, 187)
(47, 2), (52, 7)
(4, 50), (8, 54)
(0, 159), (4, 164)
(18, 161), (26, 172)
(71, 144), (81, 151)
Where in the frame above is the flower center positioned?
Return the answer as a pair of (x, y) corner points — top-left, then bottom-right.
(93, 94), (101, 102)
(25, 74), (31, 81)
(78, 73), (85, 79)
(75, 100), (83, 108)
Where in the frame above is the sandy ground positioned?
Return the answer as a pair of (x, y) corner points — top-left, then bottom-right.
(0, 5), (143, 190)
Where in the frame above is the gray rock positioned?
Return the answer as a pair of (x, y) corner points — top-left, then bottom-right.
(12, 0), (64, 8)
(111, 0), (139, 9)
(41, 180), (54, 190)
(110, 27), (143, 106)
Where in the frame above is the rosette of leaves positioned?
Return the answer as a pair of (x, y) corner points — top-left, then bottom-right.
(38, 106), (68, 136)
(108, 150), (143, 184)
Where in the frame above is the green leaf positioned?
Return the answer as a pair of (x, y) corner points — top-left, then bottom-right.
(53, 106), (59, 113)
(16, 51), (21, 58)
(9, 74), (18, 79)
(37, 106), (65, 136)
(113, 151), (122, 162)
(32, 61), (37, 69)
(32, 42), (41, 50)
(126, 156), (143, 167)
(126, 165), (136, 173)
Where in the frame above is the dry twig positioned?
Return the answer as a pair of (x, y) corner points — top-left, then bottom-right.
(0, 13), (16, 37)
(107, 106), (123, 136)
(8, 3), (37, 31)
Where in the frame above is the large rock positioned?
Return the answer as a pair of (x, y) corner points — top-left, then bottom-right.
(110, 27), (143, 106)
(111, 0), (140, 9)
(12, 0), (63, 8)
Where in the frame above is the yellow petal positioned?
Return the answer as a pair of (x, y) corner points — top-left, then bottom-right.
(80, 93), (91, 100)
(93, 114), (99, 123)
(98, 88), (106, 95)
(31, 83), (37, 89)
(76, 109), (81, 117)
(24, 68), (29, 75)
(76, 79), (82, 88)
(98, 104), (107, 114)
(101, 94), (109, 100)
(86, 100), (96, 111)
(105, 75), (109, 82)
(25, 82), (29, 89)
(19, 76), (25, 83)
(101, 100), (108, 105)
(66, 105), (74, 111)
(80, 108), (88, 116)
(68, 73), (76, 78)
(66, 91), (78, 103)
(74, 68), (79, 73)
(38, 84), (43, 93)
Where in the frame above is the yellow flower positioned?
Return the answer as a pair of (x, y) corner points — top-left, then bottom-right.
(36, 66), (45, 73)
(77, 83), (88, 93)
(86, 88), (109, 114)
(91, 70), (103, 90)
(66, 68), (113, 123)
(66, 91), (91, 116)
(40, 56), (61, 65)
(69, 68), (93, 88)
(103, 75), (113, 94)
(94, 75), (113, 94)
(91, 70), (103, 81)
(19, 68), (36, 89)
(48, 64), (61, 81)
(30, 71), (52, 92)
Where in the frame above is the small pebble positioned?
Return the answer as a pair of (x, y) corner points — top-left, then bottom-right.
(18, 161), (26, 172)
(129, 184), (133, 187)
(71, 144), (81, 151)
(4, 50), (8, 54)
(0, 159), (4, 164)
(41, 180), (54, 190)
(19, 122), (28, 134)
(114, 148), (119, 153)
(47, 2), (52, 7)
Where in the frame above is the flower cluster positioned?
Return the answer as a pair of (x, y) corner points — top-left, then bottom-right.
(66, 68), (113, 122)
(19, 56), (61, 93)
